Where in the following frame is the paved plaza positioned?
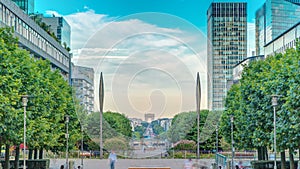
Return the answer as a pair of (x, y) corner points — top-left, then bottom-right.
(50, 158), (214, 169)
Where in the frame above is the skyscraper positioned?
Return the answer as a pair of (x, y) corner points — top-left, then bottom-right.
(255, 0), (300, 55)
(207, 2), (247, 111)
(41, 16), (71, 49)
(11, 0), (34, 14)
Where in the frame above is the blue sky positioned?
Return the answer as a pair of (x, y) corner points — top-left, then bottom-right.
(36, 0), (264, 30)
(35, 0), (265, 118)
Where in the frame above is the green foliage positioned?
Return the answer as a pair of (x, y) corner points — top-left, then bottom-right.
(151, 121), (164, 135)
(83, 111), (132, 151)
(103, 111), (132, 138)
(0, 27), (80, 159)
(167, 111), (197, 143)
(167, 110), (217, 151)
(104, 137), (129, 151)
(173, 140), (196, 150)
(221, 42), (300, 153)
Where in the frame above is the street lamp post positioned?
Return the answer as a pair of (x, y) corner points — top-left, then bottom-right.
(216, 126), (218, 154)
(65, 115), (69, 169)
(231, 115), (234, 169)
(271, 95), (279, 169)
(21, 95), (28, 169)
(81, 125), (84, 169)
(216, 126), (219, 167)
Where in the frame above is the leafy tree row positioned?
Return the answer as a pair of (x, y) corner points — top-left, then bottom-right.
(82, 111), (132, 152)
(0, 27), (80, 169)
(220, 43), (300, 169)
(167, 110), (219, 151)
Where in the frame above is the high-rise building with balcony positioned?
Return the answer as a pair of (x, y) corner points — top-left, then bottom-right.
(207, 2), (247, 111)
(255, 0), (300, 55)
(71, 65), (95, 114)
(11, 0), (34, 14)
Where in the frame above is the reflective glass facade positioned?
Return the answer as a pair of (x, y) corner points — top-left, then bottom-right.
(11, 0), (34, 14)
(255, 0), (300, 55)
(207, 2), (247, 111)
(42, 17), (71, 48)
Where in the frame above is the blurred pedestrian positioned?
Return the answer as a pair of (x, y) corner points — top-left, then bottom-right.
(108, 150), (117, 169)
(183, 158), (193, 169)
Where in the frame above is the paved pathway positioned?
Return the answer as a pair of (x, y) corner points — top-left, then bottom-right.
(50, 158), (214, 169)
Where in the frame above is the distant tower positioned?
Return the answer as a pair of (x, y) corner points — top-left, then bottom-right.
(207, 2), (247, 111)
(11, 0), (34, 14)
(144, 113), (155, 123)
(255, 0), (300, 55)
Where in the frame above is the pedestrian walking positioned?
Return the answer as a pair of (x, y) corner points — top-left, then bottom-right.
(183, 158), (193, 169)
(108, 150), (117, 169)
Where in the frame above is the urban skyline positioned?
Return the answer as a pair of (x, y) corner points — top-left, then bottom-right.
(34, 0), (266, 119)
(14, 0), (297, 118)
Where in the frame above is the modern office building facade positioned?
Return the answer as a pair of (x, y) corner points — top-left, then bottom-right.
(11, 0), (33, 14)
(0, 0), (70, 80)
(71, 65), (95, 114)
(265, 21), (300, 56)
(207, 2), (247, 111)
(41, 16), (71, 48)
(255, 0), (300, 55)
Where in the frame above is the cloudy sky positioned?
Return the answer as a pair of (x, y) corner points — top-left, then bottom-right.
(35, 0), (264, 119)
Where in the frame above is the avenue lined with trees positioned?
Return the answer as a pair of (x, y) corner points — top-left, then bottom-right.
(1, 25), (300, 169)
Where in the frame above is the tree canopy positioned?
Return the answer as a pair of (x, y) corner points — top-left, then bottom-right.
(0, 27), (80, 165)
(220, 43), (300, 162)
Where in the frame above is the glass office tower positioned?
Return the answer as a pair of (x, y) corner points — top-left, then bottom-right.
(12, 0), (34, 14)
(255, 0), (300, 55)
(207, 2), (247, 111)
(42, 17), (71, 48)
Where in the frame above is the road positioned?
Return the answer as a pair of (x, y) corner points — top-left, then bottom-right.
(50, 158), (214, 169)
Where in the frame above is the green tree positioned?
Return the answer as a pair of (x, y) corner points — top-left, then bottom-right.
(103, 111), (132, 138)
(0, 27), (80, 169)
(222, 44), (300, 168)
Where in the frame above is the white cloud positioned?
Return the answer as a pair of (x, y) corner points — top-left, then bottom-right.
(64, 10), (208, 118)
(45, 10), (62, 17)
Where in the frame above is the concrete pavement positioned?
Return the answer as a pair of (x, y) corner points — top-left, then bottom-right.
(50, 158), (214, 169)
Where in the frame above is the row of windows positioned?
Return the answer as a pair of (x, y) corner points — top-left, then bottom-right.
(0, 3), (69, 69)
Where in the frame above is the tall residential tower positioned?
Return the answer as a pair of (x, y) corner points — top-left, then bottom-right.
(207, 2), (247, 111)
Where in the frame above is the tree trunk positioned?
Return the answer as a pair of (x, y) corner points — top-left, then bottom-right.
(257, 146), (268, 160)
(4, 144), (10, 169)
(263, 146), (268, 160)
(14, 146), (20, 169)
(29, 149), (33, 159)
(34, 148), (38, 159)
(39, 148), (43, 159)
(289, 149), (295, 169)
(257, 147), (262, 160)
(281, 151), (286, 169)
